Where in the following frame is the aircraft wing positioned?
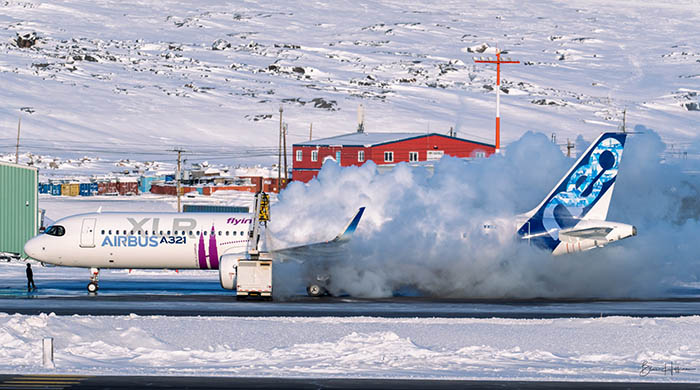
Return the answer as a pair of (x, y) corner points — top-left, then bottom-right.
(270, 207), (365, 263)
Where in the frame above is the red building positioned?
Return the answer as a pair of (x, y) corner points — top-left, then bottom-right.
(292, 132), (495, 182)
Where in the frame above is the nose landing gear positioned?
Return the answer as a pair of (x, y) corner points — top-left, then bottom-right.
(87, 267), (99, 294)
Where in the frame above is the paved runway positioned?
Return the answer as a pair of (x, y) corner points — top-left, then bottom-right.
(1, 375), (699, 389)
(2, 268), (700, 318)
(2, 293), (700, 318)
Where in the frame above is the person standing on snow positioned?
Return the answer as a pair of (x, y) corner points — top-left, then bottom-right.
(26, 263), (36, 291)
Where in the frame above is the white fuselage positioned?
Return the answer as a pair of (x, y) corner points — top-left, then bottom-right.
(24, 212), (254, 269)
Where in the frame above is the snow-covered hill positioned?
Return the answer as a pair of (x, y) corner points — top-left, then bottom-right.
(1, 0), (698, 162)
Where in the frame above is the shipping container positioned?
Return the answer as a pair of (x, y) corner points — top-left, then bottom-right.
(79, 183), (92, 196)
(67, 183), (80, 196)
(51, 183), (62, 196)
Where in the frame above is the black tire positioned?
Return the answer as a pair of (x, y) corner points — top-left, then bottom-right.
(87, 282), (98, 293)
(306, 284), (325, 297)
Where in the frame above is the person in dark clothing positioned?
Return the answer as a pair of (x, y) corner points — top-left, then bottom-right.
(26, 263), (36, 291)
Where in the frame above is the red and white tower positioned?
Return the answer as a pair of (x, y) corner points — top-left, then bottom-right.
(474, 49), (519, 153)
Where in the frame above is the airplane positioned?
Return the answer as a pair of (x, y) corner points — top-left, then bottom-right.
(23, 205), (365, 295)
(23, 131), (635, 296)
(516, 131), (636, 254)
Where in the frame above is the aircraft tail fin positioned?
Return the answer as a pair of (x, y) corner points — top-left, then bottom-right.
(517, 132), (627, 251)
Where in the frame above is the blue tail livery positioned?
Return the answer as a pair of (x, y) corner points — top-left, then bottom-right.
(517, 132), (636, 255)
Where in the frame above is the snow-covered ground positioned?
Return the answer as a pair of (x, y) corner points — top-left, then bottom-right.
(2, 312), (700, 381)
(1, 0), (699, 166)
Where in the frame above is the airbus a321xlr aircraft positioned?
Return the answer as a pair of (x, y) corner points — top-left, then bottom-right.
(23, 205), (365, 294)
(23, 131), (635, 295)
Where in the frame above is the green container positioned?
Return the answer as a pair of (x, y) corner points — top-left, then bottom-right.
(0, 162), (38, 258)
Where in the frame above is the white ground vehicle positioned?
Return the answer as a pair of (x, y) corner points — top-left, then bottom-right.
(234, 259), (272, 299)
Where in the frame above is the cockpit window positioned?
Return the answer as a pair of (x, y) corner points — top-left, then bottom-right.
(45, 225), (65, 237)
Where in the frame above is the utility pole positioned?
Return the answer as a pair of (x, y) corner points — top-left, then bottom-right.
(172, 148), (185, 212)
(357, 104), (365, 133)
(551, 133), (557, 144)
(620, 108), (627, 133)
(474, 48), (520, 153)
(566, 138), (574, 158)
(283, 123), (288, 185)
(309, 123), (313, 141)
(278, 106), (283, 191)
(15, 117), (21, 164)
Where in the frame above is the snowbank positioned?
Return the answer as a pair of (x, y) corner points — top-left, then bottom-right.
(1, 313), (700, 381)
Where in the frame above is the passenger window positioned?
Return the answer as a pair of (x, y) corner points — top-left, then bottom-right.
(101, 230), (105, 235)
(204, 231), (207, 236)
(218, 231), (222, 236)
(173, 230), (178, 235)
(225, 231), (229, 236)
(196, 231), (200, 235)
(159, 231), (163, 235)
(122, 230), (127, 235)
(108, 230), (112, 235)
(167, 230), (171, 235)
(130, 231), (134, 235)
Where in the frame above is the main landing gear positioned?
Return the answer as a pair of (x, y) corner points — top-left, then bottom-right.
(306, 283), (327, 297)
(306, 274), (330, 297)
(87, 267), (99, 294)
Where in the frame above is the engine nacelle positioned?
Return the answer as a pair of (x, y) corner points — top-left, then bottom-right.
(553, 238), (600, 255)
(219, 255), (238, 290)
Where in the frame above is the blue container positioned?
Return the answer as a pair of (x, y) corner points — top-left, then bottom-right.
(50, 184), (61, 196)
(79, 183), (92, 196)
(38, 183), (50, 194)
(90, 182), (99, 194)
(139, 176), (162, 193)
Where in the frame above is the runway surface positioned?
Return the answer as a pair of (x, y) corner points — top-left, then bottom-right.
(1, 375), (699, 389)
(1, 273), (700, 317)
(2, 266), (700, 318)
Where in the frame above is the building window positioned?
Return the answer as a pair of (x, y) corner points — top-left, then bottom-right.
(311, 150), (318, 162)
(384, 151), (394, 162)
(409, 151), (419, 162)
(474, 151), (486, 158)
(335, 151), (341, 163)
(358, 150), (364, 162)
(296, 150), (302, 161)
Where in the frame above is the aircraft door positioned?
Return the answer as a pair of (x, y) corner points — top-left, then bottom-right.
(80, 218), (97, 248)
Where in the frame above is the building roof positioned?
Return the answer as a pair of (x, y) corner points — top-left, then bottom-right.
(293, 132), (494, 148)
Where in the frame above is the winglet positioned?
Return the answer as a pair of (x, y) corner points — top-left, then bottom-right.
(333, 207), (365, 242)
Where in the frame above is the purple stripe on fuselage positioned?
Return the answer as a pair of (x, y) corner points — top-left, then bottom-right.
(197, 233), (208, 269)
(209, 226), (219, 269)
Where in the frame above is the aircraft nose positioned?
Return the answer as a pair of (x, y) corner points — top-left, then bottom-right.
(23, 237), (44, 260)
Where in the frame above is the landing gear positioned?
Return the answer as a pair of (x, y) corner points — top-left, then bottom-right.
(306, 273), (330, 297)
(87, 267), (99, 294)
(306, 284), (326, 297)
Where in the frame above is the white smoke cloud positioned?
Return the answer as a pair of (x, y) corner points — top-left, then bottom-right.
(269, 129), (700, 298)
